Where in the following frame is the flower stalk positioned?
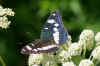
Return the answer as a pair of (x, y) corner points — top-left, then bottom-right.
(0, 56), (6, 66)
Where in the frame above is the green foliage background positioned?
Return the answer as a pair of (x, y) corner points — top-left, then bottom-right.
(0, 0), (100, 66)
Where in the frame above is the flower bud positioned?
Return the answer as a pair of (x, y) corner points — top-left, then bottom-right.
(90, 46), (100, 61)
(95, 32), (100, 46)
(79, 59), (94, 66)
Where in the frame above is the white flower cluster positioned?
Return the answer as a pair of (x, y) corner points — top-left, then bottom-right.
(0, 5), (14, 28)
(28, 54), (44, 66)
(57, 50), (71, 62)
(79, 29), (94, 50)
(90, 46), (100, 61)
(68, 42), (82, 56)
(0, 6), (14, 16)
(28, 29), (100, 66)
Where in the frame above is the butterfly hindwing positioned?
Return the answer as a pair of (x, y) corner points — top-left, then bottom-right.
(21, 41), (59, 54)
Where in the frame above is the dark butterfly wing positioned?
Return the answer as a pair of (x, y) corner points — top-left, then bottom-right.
(40, 11), (67, 45)
(21, 41), (59, 54)
(21, 11), (67, 54)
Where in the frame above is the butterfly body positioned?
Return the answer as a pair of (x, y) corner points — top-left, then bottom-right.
(21, 11), (68, 54)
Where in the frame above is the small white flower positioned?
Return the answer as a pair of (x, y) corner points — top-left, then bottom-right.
(5, 8), (15, 16)
(0, 16), (8, 22)
(62, 61), (76, 66)
(0, 21), (11, 28)
(79, 59), (94, 66)
(0, 8), (6, 16)
(28, 54), (44, 66)
(90, 46), (100, 61)
(79, 29), (94, 50)
(0, 5), (15, 16)
(0, 5), (5, 16)
(42, 57), (57, 66)
(66, 35), (72, 47)
(0, 5), (15, 29)
(95, 32), (100, 42)
(68, 42), (82, 56)
(57, 50), (71, 63)
(0, 16), (11, 28)
(95, 32), (100, 46)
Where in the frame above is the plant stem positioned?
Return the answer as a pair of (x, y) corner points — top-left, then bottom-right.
(0, 56), (6, 66)
(83, 44), (86, 58)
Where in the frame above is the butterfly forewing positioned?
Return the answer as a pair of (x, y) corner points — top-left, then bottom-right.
(21, 11), (67, 54)
(41, 11), (67, 44)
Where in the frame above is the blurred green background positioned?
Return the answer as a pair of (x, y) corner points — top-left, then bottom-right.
(0, 0), (100, 66)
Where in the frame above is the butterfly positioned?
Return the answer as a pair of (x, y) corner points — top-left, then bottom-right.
(21, 11), (68, 54)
